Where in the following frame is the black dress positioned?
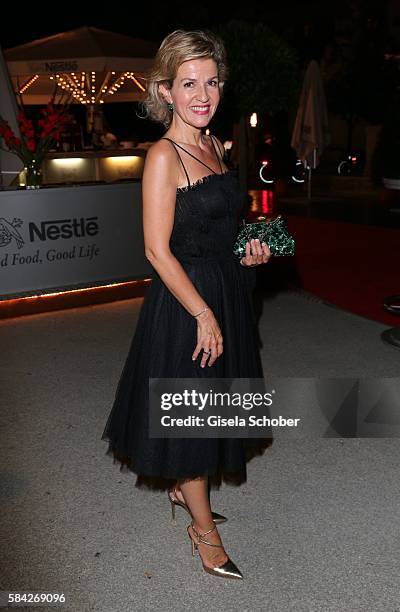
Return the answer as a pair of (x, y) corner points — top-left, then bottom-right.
(101, 135), (273, 490)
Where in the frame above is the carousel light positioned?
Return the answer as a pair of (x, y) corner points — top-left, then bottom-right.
(19, 74), (39, 93)
(43, 68), (148, 105)
(127, 74), (145, 92)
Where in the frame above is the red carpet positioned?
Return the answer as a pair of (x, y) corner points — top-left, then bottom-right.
(286, 215), (400, 326)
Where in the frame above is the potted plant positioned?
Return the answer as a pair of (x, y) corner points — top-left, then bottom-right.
(0, 100), (68, 188)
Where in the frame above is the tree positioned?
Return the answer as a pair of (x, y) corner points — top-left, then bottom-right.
(322, 5), (389, 176)
(212, 19), (300, 192)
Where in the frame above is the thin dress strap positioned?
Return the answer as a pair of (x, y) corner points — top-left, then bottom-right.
(161, 135), (223, 189)
(209, 135), (223, 173)
(161, 137), (191, 188)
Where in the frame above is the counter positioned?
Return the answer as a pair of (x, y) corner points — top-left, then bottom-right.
(19, 147), (148, 186)
(0, 181), (153, 312)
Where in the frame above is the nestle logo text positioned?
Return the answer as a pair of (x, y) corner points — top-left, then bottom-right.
(45, 61), (78, 72)
(29, 217), (99, 241)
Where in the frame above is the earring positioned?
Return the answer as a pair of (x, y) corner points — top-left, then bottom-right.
(167, 102), (174, 112)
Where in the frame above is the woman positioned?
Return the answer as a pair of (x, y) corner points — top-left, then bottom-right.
(102, 29), (273, 580)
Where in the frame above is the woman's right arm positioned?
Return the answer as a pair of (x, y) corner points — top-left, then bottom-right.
(142, 141), (223, 367)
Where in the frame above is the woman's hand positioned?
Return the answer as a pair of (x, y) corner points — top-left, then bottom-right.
(192, 308), (223, 368)
(240, 238), (271, 267)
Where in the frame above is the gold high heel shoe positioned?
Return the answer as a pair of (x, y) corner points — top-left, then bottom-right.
(167, 487), (227, 524)
(187, 520), (243, 580)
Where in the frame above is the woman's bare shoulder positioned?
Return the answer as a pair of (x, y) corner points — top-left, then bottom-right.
(144, 138), (177, 171)
(146, 137), (175, 157)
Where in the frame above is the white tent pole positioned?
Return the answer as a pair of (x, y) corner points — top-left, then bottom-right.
(0, 45), (23, 188)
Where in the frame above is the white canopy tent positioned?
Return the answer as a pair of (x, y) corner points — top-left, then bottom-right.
(4, 26), (158, 105)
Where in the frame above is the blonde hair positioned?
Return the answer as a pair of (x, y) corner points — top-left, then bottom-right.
(139, 29), (229, 129)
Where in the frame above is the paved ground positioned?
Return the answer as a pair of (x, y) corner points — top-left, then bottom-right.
(1, 290), (400, 612)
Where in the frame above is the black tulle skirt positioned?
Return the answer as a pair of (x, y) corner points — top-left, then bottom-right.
(101, 258), (273, 490)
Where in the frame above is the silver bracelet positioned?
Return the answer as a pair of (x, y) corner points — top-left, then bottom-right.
(193, 306), (209, 318)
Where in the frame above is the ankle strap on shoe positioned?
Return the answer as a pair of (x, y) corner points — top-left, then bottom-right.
(190, 521), (223, 547)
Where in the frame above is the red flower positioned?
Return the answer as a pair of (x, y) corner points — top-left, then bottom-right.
(1, 101), (69, 163)
(26, 139), (36, 152)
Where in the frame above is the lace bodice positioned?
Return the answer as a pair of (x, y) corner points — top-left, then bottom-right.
(161, 136), (245, 264)
(170, 169), (244, 263)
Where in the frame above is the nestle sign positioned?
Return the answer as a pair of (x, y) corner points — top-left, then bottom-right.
(44, 61), (79, 72)
(28, 216), (99, 241)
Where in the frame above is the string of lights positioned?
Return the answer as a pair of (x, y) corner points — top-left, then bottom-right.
(18, 71), (146, 104)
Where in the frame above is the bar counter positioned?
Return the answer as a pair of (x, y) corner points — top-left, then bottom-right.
(0, 177), (153, 318)
(41, 147), (147, 185)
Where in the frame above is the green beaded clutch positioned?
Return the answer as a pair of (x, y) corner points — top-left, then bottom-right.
(233, 215), (295, 258)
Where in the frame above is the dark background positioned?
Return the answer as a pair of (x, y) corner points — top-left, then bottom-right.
(1, 0), (398, 160)
(0, 0), (337, 49)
